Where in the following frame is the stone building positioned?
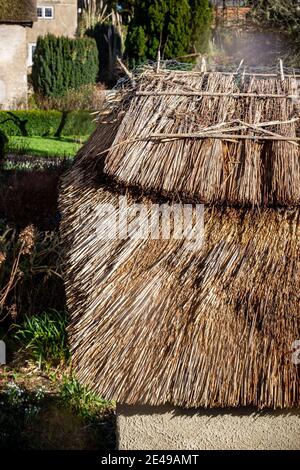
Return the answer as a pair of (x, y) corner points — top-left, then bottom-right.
(0, 0), (78, 109)
(27, 1), (78, 67)
(0, 0), (36, 109)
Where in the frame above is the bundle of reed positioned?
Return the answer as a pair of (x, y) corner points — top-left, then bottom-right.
(60, 168), (300, 408)
(103, 70), (300, 206)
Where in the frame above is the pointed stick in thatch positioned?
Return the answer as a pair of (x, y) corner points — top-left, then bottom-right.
(156, 49), (161, 74)
(236, 59), (244, 73)
(200, 57), (207, 73)
(279, 59), (285, 83)
(116, 56), (136, 86)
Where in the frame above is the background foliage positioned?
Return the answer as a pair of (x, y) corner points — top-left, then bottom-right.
(125, 0), (192, 66)
(251, 1), (300, 31)
(0, 111), (95, 137)
(32, 35), (99, 98)
(125, 0), (213, 66)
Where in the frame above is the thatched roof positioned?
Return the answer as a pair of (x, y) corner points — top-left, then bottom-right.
(0, 0), (37, 24)
(60, 69), (300, 409)
(104, 70), (300, 206)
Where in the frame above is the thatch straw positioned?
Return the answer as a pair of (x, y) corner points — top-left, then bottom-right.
(103, 70), (300, 206)
(0, 0), (37, 23)
(60, 181), (300, 408)
(59, 68), (300, 409)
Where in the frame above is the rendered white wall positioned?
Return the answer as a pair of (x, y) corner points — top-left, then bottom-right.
(0, 25), (27, 109)
(117, 404), (300, 450)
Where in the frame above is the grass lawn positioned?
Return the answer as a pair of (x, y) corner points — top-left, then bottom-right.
(7, 136), (89, 158)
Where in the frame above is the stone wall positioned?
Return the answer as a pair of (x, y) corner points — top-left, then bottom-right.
(117, 404), (300, 450)
(0, 25), (27, 109)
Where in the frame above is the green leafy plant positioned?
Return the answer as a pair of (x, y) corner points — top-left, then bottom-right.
(4, 382), (45, 410)
(15, 310), (69, 368)
(78, 0), (111, 35)
(59, 376), (112, 420)
(0, 382), (47, 448)
(251, 0), (300, 29)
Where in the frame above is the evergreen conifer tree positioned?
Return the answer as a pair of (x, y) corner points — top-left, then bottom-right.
(32, 35), (98, 98)
(189, 0), (213, 53)
(125, 0), (192, 66)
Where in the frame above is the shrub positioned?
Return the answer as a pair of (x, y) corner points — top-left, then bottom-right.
(35, 84), (105, 112)
(32, 34), (99, 98)
(0, 380), (114, 450)
(63, 111), (96, 136)
(0, 130), (8, 163)
(251, 0), (299, 28)
(125, 25), (147, 68)
(0, 382), (46, 449)
(0, 111), (59, 137)
(0, 110), (95, 137)
(15, 310), (69, 368)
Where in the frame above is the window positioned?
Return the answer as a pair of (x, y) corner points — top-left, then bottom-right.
(37, 6), (54, 19)
(28, 43), (37, 67)
(44, 7), (54, 18)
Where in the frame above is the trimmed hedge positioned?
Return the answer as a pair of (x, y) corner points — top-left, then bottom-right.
(0, 110), (95, 137)
(32, 34), (99, 98)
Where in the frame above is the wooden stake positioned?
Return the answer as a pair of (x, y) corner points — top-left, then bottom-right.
(156, 49), (161, 74)
(201, 57), (207, 73)
(136, 91), (298, 99)
(116, 56), (135, 86)
(241, 67), (246, 84)
(236, 59), (244, 73)
(279, 59), (285, 82)
(148, 132), (300, 144)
